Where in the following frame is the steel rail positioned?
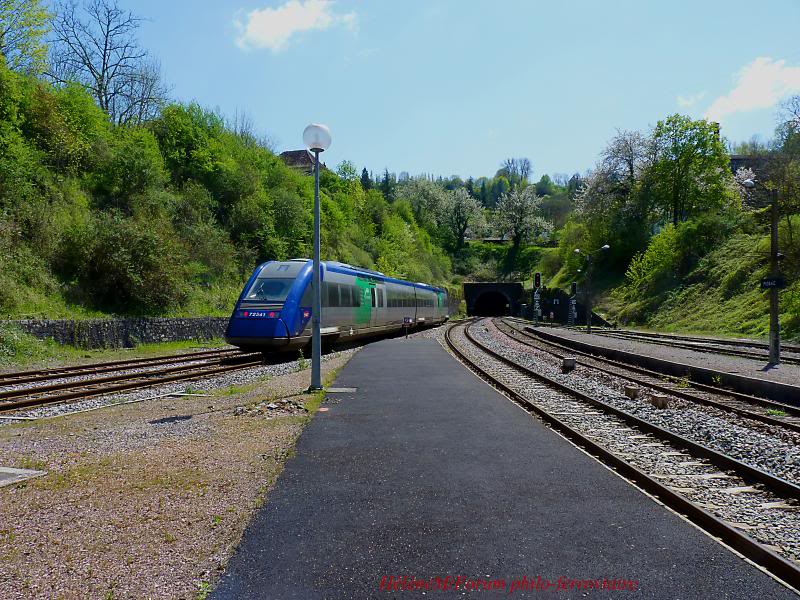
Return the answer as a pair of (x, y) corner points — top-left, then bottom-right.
(444, 320), (800, 590)
(592, 327), (800, 354)
(463, 321), (800, 499)
(495, 319), (800, 433)
(0, 352), (263, 402)
(592, 330), (800, 365)
(516, 321), (800, 417)
(0, 348), (243, 386)
(0, 358), (265, 413)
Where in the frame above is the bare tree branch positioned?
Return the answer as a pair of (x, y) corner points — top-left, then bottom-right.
(46, 0), (168, 124)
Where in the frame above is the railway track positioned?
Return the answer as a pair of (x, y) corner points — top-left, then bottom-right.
(496, 319), (800, 433)
(445, 319), (800, 590)
(0, 351), (265, 415)
(590, 328), (800, 365)
(593, 327), (800, 354)
(0, 347), (244, 387)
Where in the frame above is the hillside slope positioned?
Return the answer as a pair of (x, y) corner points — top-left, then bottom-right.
(604, 232), (800, 341)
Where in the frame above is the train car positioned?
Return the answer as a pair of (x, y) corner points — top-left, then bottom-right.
(225, 259), (449, 351)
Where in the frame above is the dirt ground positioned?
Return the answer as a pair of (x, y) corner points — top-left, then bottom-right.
(0, 353), (354, 599)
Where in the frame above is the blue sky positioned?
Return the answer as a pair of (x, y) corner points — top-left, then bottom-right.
(133, 0), (800, 181)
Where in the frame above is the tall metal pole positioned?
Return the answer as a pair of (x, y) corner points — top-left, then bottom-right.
(769, 188), (781, 365)
(310, 149), (322, 389)
(585, 255), (593, 334)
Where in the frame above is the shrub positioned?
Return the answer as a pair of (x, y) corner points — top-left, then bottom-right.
(92, 127), (166, 208)
(623, 224), (679, 298)
(81, 212), (189, 314)
(21, 82), (108, 173)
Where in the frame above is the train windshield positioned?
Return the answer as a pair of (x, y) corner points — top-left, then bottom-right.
(243, 277), (295, 303)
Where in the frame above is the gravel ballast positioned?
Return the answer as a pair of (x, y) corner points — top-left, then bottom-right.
(448, 321), (800, 565)
(543, 326), (800, 387)
(475, 320), (800, 484)
(0, 350), (356, 599)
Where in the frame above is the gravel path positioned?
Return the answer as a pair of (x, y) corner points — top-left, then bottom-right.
(0, 350), (356, 599)
(544, 326), (800, 386)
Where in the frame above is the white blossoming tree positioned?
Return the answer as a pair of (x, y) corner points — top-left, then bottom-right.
(438, 188), (484, 250)
(495, 186), (552, 250)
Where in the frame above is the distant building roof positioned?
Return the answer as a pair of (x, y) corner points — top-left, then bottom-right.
(279, 150), (327, 174)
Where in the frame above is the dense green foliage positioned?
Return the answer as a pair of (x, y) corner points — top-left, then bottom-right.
(554, 111), (800, 339)
(1, 0), (798, 343)
(0, 60), (451, 317)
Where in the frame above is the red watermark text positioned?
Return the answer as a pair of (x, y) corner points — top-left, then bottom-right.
(379, 575), (639, 594)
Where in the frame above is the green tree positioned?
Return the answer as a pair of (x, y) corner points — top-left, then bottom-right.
(478, 178), (489, 206)
(649, 114), (732, 226)
(0, 0), (50, 74)
(438, 188), (483, 250)
(535, 174), (554, 196)
(399, 178), (445, 234)
(496, 186), (552, 250)
(380, 168), (394, 199)
(360, 167), (372, 191)
(336, 159), (358, 181)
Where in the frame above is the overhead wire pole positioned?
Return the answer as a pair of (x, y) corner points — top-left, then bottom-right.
(769, 187), (781, 365)
(574, 244), (609, 335)
(303, 124), (332, 391)
(585, 255), (593, 334)
(741, 178), (781, 366)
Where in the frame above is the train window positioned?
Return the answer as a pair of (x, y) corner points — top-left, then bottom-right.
(341, 285), (360, 308)
(370, 288), (376, 308)
(325, 283), (339, 307)
(378, 288), (384, 307)
(244, 278), (295, 303)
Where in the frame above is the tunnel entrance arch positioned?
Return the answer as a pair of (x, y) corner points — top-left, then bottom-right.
(463, 282), (523, 317)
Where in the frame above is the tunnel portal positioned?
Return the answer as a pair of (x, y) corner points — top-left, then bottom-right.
(472, 291), (511, 316)
(463, 282), (523, 317)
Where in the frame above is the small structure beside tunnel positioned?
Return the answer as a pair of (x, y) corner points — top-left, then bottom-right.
(463, 282), (524, 317)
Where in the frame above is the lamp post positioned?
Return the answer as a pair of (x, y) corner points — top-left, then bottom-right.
(741, 178), (781, 366)
(574, 244), (609, 334)
(303, 123), (332, 390)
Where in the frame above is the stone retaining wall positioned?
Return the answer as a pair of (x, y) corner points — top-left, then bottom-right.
(3, 317), (230, 349)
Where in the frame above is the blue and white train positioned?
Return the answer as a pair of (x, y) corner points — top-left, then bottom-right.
(225, 259), (450, 351)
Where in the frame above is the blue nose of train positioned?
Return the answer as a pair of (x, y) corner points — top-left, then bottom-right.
(225, 309), (292, 348)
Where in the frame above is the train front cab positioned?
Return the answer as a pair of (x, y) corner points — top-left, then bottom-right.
(225, 261), (313, 351)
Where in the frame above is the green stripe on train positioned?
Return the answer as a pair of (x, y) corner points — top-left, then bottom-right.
(354, 276), (374, 324)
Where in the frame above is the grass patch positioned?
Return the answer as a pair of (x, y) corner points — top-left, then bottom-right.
(604, 233), (800, 342)
(15, 455), (47, 471)
(0, 328), (229, 370)
(766, 409), (787, 417)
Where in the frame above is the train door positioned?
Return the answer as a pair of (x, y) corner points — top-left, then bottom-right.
(372, 283), (385, 330)
(369, 285), (377, 329)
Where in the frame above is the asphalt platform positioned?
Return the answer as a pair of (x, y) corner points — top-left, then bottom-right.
(212, 337), (797, 599)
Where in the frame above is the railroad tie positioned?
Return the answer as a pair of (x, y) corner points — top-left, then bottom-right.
(721, 485), (760, 494)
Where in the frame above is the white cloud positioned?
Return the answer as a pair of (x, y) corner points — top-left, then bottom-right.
(705, 57), (800, 121)
(676, 91), (706, 108)
(235, 0), (356, 52)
